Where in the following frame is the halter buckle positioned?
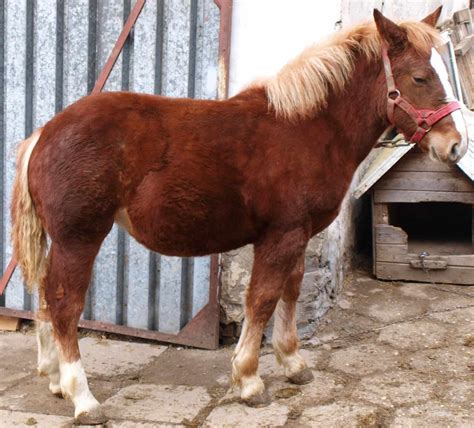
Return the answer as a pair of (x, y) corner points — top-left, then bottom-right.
(387, 89), (400, 100)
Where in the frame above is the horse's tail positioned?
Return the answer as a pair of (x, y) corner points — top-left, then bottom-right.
(11, 128), (47, 292)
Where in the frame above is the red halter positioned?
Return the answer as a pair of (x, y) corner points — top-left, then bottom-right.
(381, 43), (461, 144)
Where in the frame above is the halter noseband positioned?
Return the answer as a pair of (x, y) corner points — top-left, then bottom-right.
(380, 43), (461, 145)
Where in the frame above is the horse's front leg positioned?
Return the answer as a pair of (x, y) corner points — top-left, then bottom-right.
(272, 255), (314, 384)
(232, 228), (309, 407)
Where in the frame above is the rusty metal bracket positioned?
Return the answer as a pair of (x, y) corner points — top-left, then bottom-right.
(0, 0), (146, 296)
(214, 0), (233, 99)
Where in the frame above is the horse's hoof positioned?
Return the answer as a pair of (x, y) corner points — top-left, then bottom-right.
(242, 389), (272, 408)
(74, 407), (108, 426)
(288, 367), (314, 385)
(48, 382), (63, 398)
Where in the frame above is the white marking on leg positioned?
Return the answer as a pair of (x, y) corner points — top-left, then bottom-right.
(36, 321), (61, 394)
(231, 319), (249, 384)
(60, 360), (100, 419)
(430, 48), (468, 146)
(272, 300), (307, 378)
(232, 320), (266, 399)
(240, 374), (265, 400)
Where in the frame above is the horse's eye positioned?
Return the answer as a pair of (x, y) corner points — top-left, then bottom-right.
(413, 76), (428, 85)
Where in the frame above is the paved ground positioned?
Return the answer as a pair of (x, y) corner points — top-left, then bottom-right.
(0, 271), (472, 427)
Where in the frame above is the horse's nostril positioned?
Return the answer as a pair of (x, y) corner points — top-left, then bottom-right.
(449, 143), (460, 162)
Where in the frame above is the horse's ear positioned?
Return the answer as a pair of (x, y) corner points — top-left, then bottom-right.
(373, 9), (407, 49)
(421, 6), (442, 28)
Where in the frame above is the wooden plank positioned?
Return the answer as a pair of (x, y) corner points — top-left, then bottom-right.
(454, 34), (474, 56)
(374, 190), (474, 204)
(371, 197), (377, 276)
(0, 315), (20, 331)
(409, 259), (448, 270)
(376, 262), (474, 285)
(376, 243), (408, 261)
(353, 145), (413, 199)
(451, 8), (474, 108)
(375, 225), (407, 245)
(377, 252), (474, 268)
(377, 244), (474, 268)
(373, 203), (389, 225)
(377, 171), (473, 193)
(453, 9), (473, 26)
(392, 152), (457, 173)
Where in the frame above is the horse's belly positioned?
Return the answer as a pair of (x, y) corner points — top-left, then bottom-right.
(117, 198), (255, 257)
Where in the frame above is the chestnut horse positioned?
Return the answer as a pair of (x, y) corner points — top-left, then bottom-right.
(11, 7), (468, 423)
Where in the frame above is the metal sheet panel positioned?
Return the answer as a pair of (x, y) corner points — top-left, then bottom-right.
(4, 0), (27, 311)
(0, 0), (220, 342)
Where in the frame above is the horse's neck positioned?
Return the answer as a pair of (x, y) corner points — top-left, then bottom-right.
(323, 56), (387, 168)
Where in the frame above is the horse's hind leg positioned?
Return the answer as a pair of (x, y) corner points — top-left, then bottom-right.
(232, 228), (309, 406)
(44, 240), (106, 424)
(272, 255), (314, 384)
(36, 292), (61, 396)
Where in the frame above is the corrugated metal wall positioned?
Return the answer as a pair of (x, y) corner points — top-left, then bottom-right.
(0, 0), (220, 334)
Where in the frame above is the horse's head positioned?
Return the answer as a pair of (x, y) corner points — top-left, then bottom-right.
(374, 7), (468, 163)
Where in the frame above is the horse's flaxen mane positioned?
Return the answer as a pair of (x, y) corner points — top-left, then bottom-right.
(263, 21), (441, 121)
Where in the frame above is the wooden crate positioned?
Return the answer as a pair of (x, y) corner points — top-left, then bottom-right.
(372, 150), (474, 285)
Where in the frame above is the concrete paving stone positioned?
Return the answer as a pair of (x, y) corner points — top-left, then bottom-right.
(429, 306), (474, 325)
(429, 283), (474, 297)
(0, 332), (36, 391)
(0, 375), (118, 417)
(299, 401), (382, 428)
(107, 422), (180, 428)
(353, 370), (435, 409)
(0, 367), (30, 392)
(391, 403), (472, 427)
(267, 370), (342, 405)
(297, 370), (342, 403)
(367, 301), (425, 323)
(428, 294), (474, 312)
(139, 347), (233, 389)
(0, 409), (71, 428)
(329, 343), (400, 376)
(102, 384), (211, 424)
(429, 307), (474, 345)
(79, 337), (167, 377)
(364, 282), (472, 324)
(204, 402), (289, 427)
(314, 310), (381, 341)
(398, 283), (435, 300)
(377, 320), (448, 351)
(0, 331), (36, 351)
(258, 349), (324, 378)
(440, 379), (474, 407)
(409, 345), (474, 377)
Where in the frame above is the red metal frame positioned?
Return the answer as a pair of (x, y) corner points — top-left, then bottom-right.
(0, 0), (234, 350)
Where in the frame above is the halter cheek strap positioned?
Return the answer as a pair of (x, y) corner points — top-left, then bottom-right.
(381, 43), (461, 145)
